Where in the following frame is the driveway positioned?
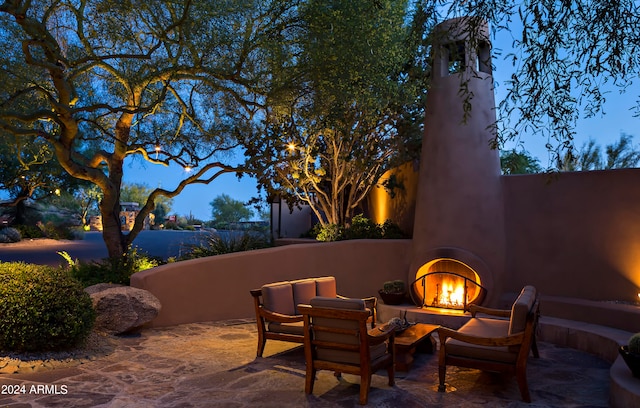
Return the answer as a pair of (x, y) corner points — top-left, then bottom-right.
(0, 230), (213, 266)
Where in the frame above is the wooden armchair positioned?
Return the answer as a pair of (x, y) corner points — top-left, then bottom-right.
(299, 297), (395, 405)
(437, 286), (540, 402)
(250, 277), (376, 357)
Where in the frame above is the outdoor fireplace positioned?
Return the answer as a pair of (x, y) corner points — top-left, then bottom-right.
(411, 258), (487, 311)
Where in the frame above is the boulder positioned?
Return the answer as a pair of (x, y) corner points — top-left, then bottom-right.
(86, 285), (161, 335)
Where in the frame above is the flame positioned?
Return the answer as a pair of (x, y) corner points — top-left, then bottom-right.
(436, 278), (466, 308)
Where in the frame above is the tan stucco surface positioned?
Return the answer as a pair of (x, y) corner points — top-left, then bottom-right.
(131, 239), (411, 327)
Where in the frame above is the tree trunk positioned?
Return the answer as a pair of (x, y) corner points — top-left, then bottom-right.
(99, 189), (128, 259)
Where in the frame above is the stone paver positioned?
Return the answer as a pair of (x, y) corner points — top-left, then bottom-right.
(0, 320), (610, 407)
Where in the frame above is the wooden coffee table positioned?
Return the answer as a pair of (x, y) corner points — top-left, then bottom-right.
(394, 323), (440, 371)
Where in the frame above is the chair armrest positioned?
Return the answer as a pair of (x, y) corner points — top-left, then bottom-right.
(437, 326), (524, 347)
(367, 325), (395, 345)
(258, 307), (303, 323)
(469, 304), (511, 318)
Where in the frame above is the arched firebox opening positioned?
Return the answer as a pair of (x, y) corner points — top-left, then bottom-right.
(411, 258), (487, 311)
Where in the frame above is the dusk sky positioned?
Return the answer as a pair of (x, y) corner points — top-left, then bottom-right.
(122, 23), (639, 221)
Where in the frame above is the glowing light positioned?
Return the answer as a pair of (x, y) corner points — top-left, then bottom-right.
(184, 165), (192, 173)
(287, 142), (296, 152)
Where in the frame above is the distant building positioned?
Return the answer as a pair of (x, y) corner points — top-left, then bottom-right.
(89, 202), (154, 231)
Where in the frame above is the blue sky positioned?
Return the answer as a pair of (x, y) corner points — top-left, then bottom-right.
(124, 25), (638, 221)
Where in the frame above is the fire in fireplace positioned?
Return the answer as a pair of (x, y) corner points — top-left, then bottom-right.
(411, 258), (486, 311)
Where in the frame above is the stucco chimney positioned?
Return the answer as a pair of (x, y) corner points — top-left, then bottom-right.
(409, 17), (505, 306)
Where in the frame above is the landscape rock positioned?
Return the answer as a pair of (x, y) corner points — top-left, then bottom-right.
(88, 286), (161, 335)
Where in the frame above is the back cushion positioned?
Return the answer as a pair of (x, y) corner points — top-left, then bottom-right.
(508, 285), (537, 335)
(310, 297), (369, 364)
(292, 279), (317, 314)
(262, 282), (295, 316)
(315, 276), (338, 298)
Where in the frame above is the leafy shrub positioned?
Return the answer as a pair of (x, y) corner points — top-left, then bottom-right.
(316, 224), (343, 242)
(0, 262), (95, 352)
(380, 219), (408, 239)
(181, 232), (270, 259)
(629, 333), (640, 354)
(310, 215), (407, 242)
(163, 221), (180, 230)
(341, 214), (382, 240)
(0, 227), (22, 243)
(63, 248), (159, 287)
(13, 224), (44, 239)
(38, 221), (77, 240)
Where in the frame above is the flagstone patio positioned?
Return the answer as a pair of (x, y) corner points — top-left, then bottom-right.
(0, 320), (611, 407)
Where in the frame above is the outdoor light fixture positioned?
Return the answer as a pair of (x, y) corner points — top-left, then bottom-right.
(287, 142), (296, 152)
(154, 143), (161, 159)
(184, 164), (192, 173)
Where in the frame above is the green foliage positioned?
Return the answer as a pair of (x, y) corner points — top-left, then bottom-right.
(382, 280), (406, 294)
(13, 224), (44, 239)
(558, 134), (640, 171)
(37, 221), (77, 240)
(0, 227), (21, 243)
(500, 149), (543, 174)
(252, 0), (424, 226)
(629, 333), (640, 354)
(0, 262), (95, 352)
(312, 215), (407, 242)
(64, 248), (159, 287)
(342, 214), (383, 240)
(210, 194), (253, 226)
(180, 232), (271, 259)
(316, 224), (344, 242)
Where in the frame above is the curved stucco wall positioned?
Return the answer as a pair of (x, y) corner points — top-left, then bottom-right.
(131, 239), (411, 327)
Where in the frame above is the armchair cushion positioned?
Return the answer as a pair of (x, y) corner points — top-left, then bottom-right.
(315, 276), (338, 297)
(445, 319), (516, 363)
(262, 282), (296, 316)
(292, 279), (317, 314)
(508, 285), (537, 335)
(309, 297), (384, 365)
(267, 321), (305, 336)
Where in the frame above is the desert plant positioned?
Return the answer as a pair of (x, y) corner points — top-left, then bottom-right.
(342, 214), (383, 240)
(0, 227), (21, 243)
(0, 262), (95, 352)
(13, 224), (44, 239)
(180, 232), (270, 259)
(62, 248), (159, 287)
(629, 333), (640, 354)
(381, 280), (406, 294)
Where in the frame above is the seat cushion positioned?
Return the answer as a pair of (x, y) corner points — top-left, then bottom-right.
(267, 321), (304, 335)
(445, 318), (517, 364)
(309, 297), (371, 364)
(262, 282), (295, 316)
(508, 286), (537, 335)
(291, 279), (317, 314)
(315, 276), (338, 298)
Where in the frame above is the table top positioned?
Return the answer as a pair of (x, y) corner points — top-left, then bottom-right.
(394, 323), (440, 348)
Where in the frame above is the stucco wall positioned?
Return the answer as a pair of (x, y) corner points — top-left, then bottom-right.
(131, 239), (411, 327)
(502, 169), (640, 302)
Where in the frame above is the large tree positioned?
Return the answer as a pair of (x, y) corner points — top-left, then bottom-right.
(558, 133), (640, 171)
(250, 0), (424, 226)
(209, 193), (252, 226)
(0, 131), (86, 224)
(0, 0), (295, 257)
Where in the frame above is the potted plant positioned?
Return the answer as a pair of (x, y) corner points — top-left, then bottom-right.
(378, 280), (406, 305)
(619, 332), (640, 378)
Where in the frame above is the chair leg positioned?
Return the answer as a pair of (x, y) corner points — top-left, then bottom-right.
(359, 373), (371, 405)
(387, 364), (395, 387)
(305, 367), (316, 395)
(438, 364), (447, 392)
(256, 334), (266, 357)
(516, 365), (531, 403)
(531, 334), (540, 358)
